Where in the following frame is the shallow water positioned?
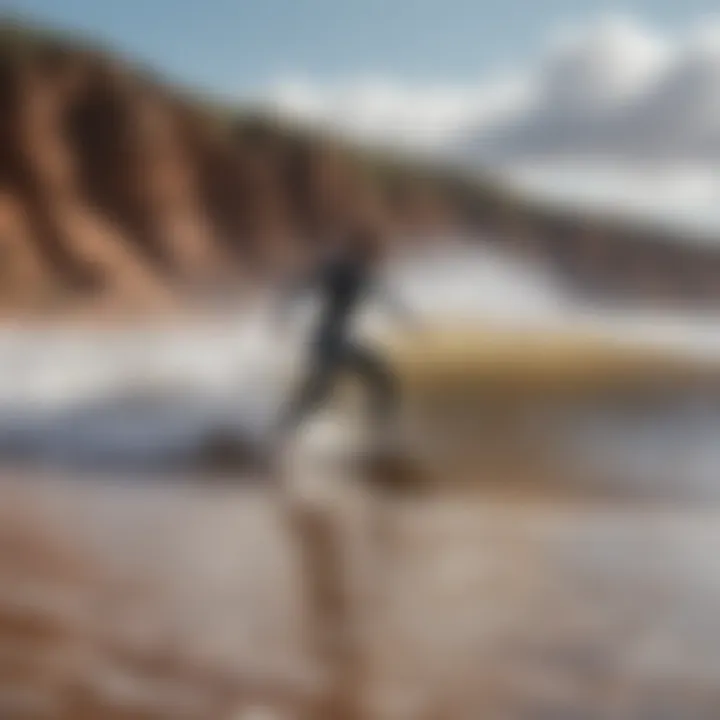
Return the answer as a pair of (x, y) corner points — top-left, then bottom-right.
(1, 473), (720, 718)
(0, 245), (717, 482)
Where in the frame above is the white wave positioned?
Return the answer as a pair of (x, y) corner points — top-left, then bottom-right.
(0, 242), (717, 471)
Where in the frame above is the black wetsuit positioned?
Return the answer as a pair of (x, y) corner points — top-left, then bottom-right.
(278, 251), (399, 434)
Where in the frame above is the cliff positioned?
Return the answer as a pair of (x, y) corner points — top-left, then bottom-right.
(0, 19), (718, 318)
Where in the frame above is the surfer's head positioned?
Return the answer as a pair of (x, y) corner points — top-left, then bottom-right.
(344, 222), (386, 265)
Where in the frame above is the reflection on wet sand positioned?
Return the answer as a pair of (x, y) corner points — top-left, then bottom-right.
(1, 460), (720, 719)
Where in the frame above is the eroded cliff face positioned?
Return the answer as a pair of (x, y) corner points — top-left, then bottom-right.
(1, 24), (719, 319)
(0, 31), (458, 319)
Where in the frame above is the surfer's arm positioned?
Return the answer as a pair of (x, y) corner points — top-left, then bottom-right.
(273, 264), (322, 328)
(374, 276), (417, 327)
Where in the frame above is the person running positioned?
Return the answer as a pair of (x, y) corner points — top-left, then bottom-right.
(274, 224), (413, 442)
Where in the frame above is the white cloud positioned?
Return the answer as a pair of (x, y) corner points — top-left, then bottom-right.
(504, 160), (720, 239)
(260, 75), (531, 151)
(259, 14), (720, 165)
(468, 15), (720, 164)
(257, 14), (720, 236)
(542, 14), (671, 111)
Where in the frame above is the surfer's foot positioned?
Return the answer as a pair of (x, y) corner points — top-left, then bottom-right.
(251, 437), (275, 477)
(255, 426), (292, 477)
(370, 415), (405, 447)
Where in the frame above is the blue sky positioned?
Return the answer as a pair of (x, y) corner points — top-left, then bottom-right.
(5, 1), (720, 236)
(6, 0), (718, 94)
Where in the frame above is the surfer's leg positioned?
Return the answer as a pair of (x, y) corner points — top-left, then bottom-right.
(346, 344), (399, 430)
(277, 349), (338, 438)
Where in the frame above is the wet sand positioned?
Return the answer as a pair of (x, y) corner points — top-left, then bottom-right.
(0, 471), (719, 719)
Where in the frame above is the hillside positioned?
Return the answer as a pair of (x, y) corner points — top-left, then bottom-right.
(0, 18), (718, 318)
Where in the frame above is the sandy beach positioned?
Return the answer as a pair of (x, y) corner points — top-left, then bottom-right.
(0, 467), (719, 719)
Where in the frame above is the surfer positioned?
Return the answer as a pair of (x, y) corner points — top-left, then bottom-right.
(274, 224), (413, 443)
